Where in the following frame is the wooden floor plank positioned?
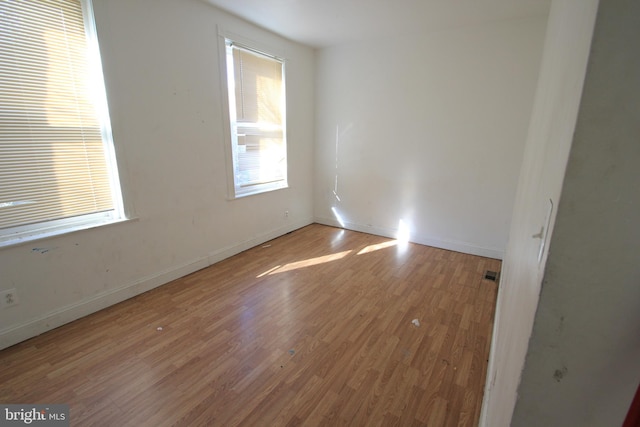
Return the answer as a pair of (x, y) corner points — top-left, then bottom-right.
(0, 224), (500, 426)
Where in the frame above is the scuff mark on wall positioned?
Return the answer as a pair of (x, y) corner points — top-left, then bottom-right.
(553, 366), (568, 382)
(31, 247), (57, 254)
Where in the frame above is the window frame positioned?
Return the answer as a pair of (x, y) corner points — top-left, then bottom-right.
(0, 0), (125, 248)
(218, 29), (289, 199)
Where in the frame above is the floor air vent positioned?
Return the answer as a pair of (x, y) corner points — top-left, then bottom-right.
(484, 270), (499, 281)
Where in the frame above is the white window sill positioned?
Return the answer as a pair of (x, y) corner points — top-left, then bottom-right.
(228, 182), (289, 200)
(0, 217), (138, 250)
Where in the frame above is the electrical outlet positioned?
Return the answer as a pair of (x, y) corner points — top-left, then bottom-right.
(284, 210), (289, 218)
(1, 288), (19, 308)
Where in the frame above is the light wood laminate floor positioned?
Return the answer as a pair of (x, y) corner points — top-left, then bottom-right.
(0, 224), (500, 426)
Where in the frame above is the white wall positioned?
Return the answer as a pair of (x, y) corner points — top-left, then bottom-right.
(0, 0), (315, 349)
(479, 0), (599, 425)
(313, 17), (547, 259)
(512, 0), (640, 424)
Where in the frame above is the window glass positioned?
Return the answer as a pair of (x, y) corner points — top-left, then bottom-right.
(0, 0), (123, 245)
(225, 41), (287, 198)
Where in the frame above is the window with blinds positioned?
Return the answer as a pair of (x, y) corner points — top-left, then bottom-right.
(0, 0), (123, 244)
(225, 41), (287, 198)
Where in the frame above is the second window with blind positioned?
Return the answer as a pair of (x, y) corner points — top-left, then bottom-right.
(224, 40), (288, 198)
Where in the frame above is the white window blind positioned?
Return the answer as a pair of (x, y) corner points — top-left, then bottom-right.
(226, 41), (287, 197)
(0, 0), (123, 241)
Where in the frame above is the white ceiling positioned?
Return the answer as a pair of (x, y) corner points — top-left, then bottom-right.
(203, 0), (551, 48)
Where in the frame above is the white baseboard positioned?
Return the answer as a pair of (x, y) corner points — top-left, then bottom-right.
(205, 218), (313, 265)
(0, 218), (313, 350)
(314, 216), (504, 260)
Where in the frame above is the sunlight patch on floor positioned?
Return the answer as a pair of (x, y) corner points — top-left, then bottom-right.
(262, 250), (352, 275)
(357, 240), (398, 255)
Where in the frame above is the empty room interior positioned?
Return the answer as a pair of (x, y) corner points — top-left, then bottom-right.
(0, 0), (638, 426)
